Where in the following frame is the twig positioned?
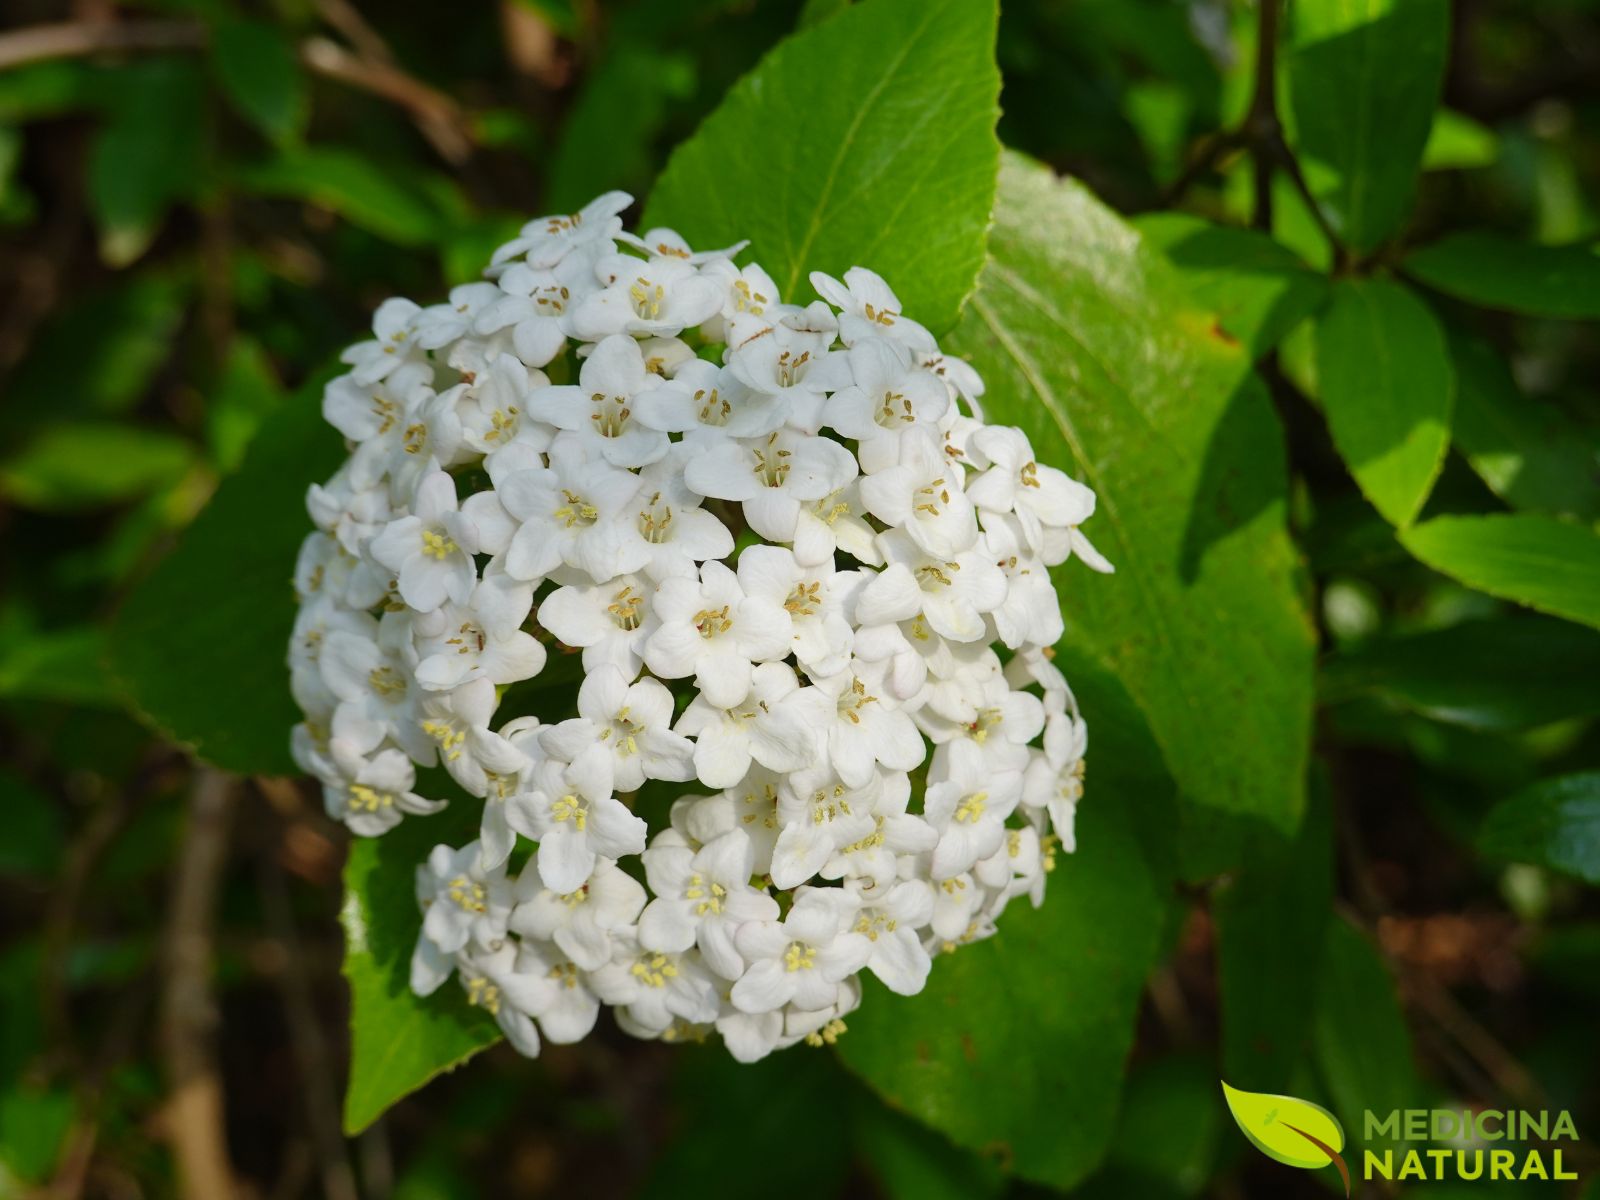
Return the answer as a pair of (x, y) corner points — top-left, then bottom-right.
(160, 768), (239, 1200)
(257, 846), (359, 1200)
(1246, 0), (1282, 231)
(1158, 126), (1248, 207)
(298, 36), (472, 164)
(0, 18), (203, 70)
(0, 17), (475, 165)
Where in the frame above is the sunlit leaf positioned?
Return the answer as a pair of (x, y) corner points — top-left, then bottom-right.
(1313, 279), (1453, 527)
(1479, 772), (1600, 884)
(1400, 513), (1600, 631)
(646, 0), (1000, 333)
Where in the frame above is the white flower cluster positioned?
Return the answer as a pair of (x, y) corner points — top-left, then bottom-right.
(289, 191), (1110, 1062)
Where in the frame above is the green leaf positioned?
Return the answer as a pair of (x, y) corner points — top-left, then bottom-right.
(1404, 232), (1600, 320)
(110, 372), (344, 774)
(547, 46), (696, 211)
(1311, 918), (1420, 1152)
(851, 1086), (1005, 1200)
(1214, 786), (1333, 1088)
(836, 649), (1175, 1190)
(0, 421), (195, 511)
(638, 1048), (853, 1199)
(1321, 615), (1600, 733)
(0, 767), (65, 878)
(797, 0), (852, 30)
(6, 273), (188, 420)
(1479, 772), (1600, 885)
(342, 798), (499, 1135)
(207, 337), (285, 472)
(1134, 214), (1330, 358)
(88, 59), (207, 266)
(1094, 1055), (1224, 1198)
(1220, 1082), (1345, 1172)
(212, 17), (308, 145)
(1447, 329), (1599, 520)
(645, 0), (1000, 333)
(1313, 278), (1454, 527)
(234, 147), (442, 246)
(949, 154), (1315, 829)
(1421, 109), (1500, 171)
(0, 61), (95, 122)
(1287, 0), (1450, 253)
(1399, 513), (1600, 631)
(0, 625), (117, 709)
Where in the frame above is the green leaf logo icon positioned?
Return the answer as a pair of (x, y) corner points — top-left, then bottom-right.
(1220, 1081), (1350, 1195)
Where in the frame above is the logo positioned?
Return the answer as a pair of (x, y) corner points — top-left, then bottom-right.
(1222, 1082), (1350, 1196)
(1222, 1082), (1583, 1189)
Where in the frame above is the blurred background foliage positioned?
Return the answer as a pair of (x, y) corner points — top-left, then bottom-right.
(0, 0), (1597, 1196)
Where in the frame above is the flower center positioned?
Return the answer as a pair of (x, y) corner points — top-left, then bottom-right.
(685, 873), (728, 916)
(836, 676), (876, 723)
(785, 580), (822, 616)
(694, 606), (733, 639)
(447, 875), (487, 912)
(422, 719), (466, 762)
(552, 792), (589, 830)
(876, 389), (913, 428)
(694, 386), (731, 425)
(368, 666), (407, 698)
(914, 561), (960, 590)
(347, 783), (393, 813)
(914, 476), (952, 517)
(783, 942), (816, 972)
(588, 392), (632, 438)
(752, 433), (792, 487)
(554, 489), (599, 527)
(464, 975), (501, 1014)
(638, 492), (675, 543)
(954, 791), (988, 824)
(607, 584), (643, 631)
(629, 277), (665, 320)
(631, 953), (678, 988)
(775, 349), (811, 388)
(421, 529), (457, 560)
(533, 285), (569, 314)
(732, 279), (768, 314)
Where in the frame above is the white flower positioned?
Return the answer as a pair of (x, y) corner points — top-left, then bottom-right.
(822, 337), (949, 472)
(293, 195), (1113, 1067)
(850, 879), (935, 994)
(369, 471), (480, 613)
(859, 425), (978, 557)
(966, 426), (1097, 553)
(512, 940), (603, 1044)
(455, 943), (545, 1057)
(684, 429), (857, 542)
(767, 768), (879, 889)
(498, 455), (648, 582)
(856, 527), (1007, 644)
(590, 932), (720, 1034)
(413, 282), (503, 351)
(321, 743), (444, 837)
(489, 190), (631, 271)
(534, 334), (670, 468)
(924, 739), (1023, 880)
(411, 599), (545, 692)
(788, 659), (926, 789)
(631, 359), (787, 442)
(539, 665), (695, 793)
(674, 661), (816, 788)
(570, 253), (724, 340)
(538, 572), (658, 677)
(643, 561), (792, 708)
(505, 756), (647, 893)
(638, 828), (778, 977)
(729, 889), (872, 1014)
(810, 267), (935, 352)
(414, 842), (512, 969)
(509, 857), (646, 971)
(735, 545), (860, 675)
(340, 297), (423, 384)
